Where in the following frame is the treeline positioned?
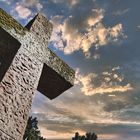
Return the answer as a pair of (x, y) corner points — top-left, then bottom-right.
(72, 132), (97, 140)
(23, 117), (97, 140)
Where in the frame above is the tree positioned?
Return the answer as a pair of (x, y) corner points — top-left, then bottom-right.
(72, 132), (97, 140)
(86, 132), (97, 140)
(23, 116), (46, 140)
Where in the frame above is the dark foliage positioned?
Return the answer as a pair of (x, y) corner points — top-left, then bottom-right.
(23, 116), (46, 140)
(72, 132), (97, 140)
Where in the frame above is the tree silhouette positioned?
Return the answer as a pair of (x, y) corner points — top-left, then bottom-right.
(23, 116), (46, 140)
(72, 132), (97, 140)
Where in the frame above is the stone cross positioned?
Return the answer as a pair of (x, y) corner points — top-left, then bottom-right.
(0, 8), (75, 140)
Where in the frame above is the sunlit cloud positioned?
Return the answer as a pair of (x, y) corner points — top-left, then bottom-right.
(39, 127), (74, 139)
(34, 110), (140, 139)
(82, 84), (133, 96)
(15, 5), (31, 19)
(75, 67), (133, 96)
(50, 8), (125, 59)
(12, 0), (43, 20)
(87, 9), (104, 26)
(99, 134), (119, 140)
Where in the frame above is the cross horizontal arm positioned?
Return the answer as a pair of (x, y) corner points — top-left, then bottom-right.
(0, 8), (75, 99)
(25, 13), (75, 98)
(38, 49), (75, 99)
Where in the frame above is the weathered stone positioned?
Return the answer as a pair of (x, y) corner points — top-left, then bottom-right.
(0, 8), (75, 140)
(0, 130), (14, 140)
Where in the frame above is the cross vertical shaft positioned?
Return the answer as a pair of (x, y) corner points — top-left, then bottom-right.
(0, 8), (75, 140)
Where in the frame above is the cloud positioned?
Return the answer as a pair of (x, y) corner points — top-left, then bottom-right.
(112, 8), (130, 16)
(83, 84), (133, 96)
(15, 5), (32, 19)
(51, 0), (79, 7)
(2, 0), (140, 139)
(122, 60), (140, 86)
(31, 86), (138, 140)
(0, 0), (11, 5)
(75, 67), (133, 96)
(39, 127), (74, 139)
(12, 0), (43, 20)
(137, 25), (140, 31)
(32, 111), (140, 139)
(22, 0), (43, 11)
(99, 134), (119, 140)
(50, 7), (125, 59)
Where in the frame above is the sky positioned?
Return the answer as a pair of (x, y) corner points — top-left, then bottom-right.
(0, 0), (140, 140)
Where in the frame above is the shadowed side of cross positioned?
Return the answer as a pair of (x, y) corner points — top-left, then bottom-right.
(0, 8), (75, 140)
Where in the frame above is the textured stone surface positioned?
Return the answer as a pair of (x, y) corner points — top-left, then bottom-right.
(0, 130), (14, 140)
(0, 8), (75, 140)
(0, 8), (26, 35)
(26, 13), (53, 43)
(0, 47), (43, 139)
(0, 8), (75, 86)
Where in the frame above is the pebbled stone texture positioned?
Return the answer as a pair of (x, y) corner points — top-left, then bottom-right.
(0, 8), (75, 140)
(0, 130), (14, 140)
(0, 8), (75, 86)
(0, 47), (43, 139)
